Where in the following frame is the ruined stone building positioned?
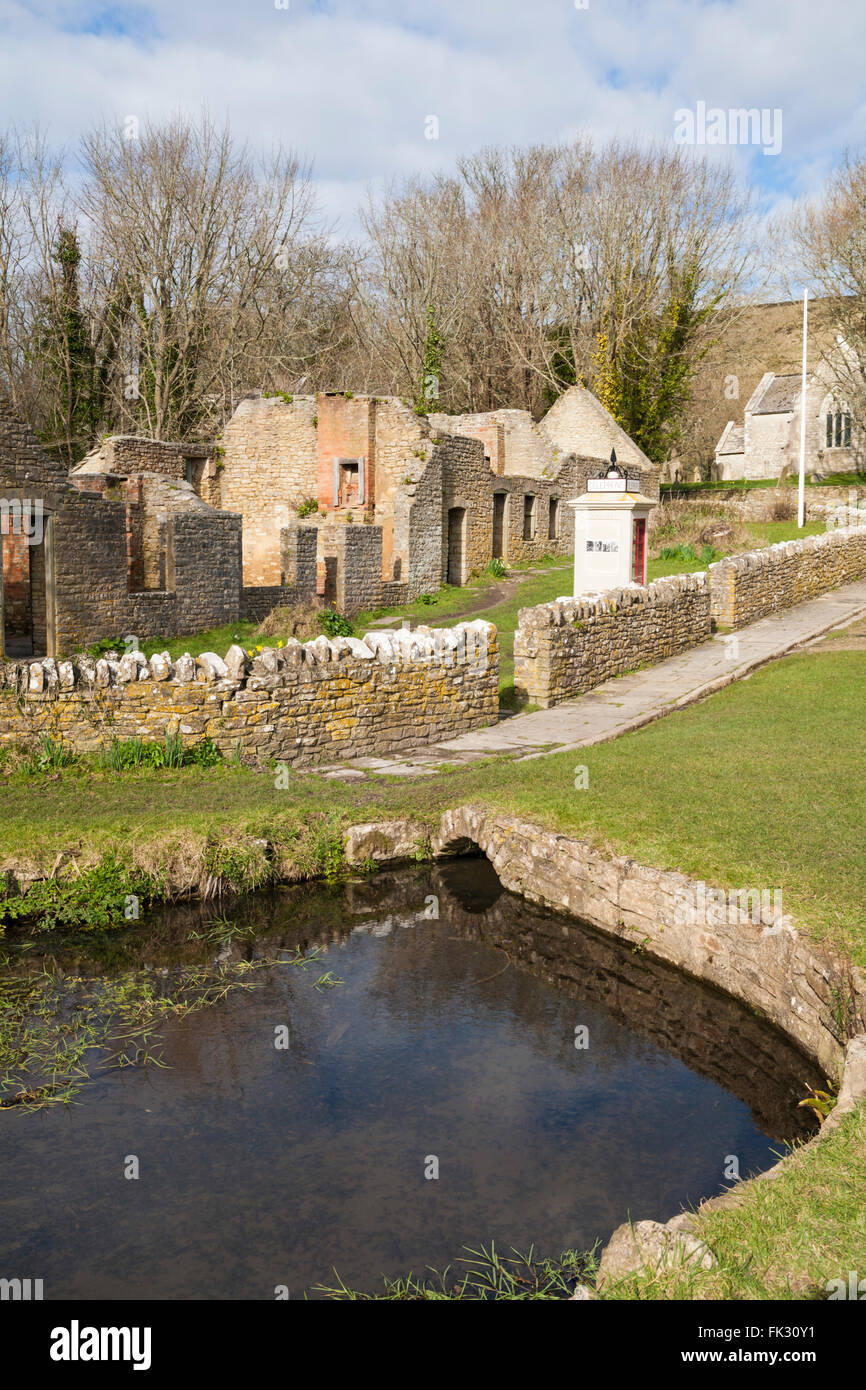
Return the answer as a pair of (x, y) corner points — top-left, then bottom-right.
(213, 385), (657, 610)
(1, 383), (657, 658)
(715, 356), (861, 481)
(0, 399), (309, 659)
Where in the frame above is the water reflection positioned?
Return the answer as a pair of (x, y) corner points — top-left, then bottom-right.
(0, 860), (821, 1299)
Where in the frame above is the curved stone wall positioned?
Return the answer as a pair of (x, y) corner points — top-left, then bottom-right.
(431, 805), (866, 1077)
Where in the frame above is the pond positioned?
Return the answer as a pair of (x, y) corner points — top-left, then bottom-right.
(0, 856), (822, 1299)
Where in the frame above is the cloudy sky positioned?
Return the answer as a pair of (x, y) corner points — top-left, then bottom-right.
(2, 0), (865, 232)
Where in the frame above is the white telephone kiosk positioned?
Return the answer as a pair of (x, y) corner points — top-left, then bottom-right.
(566, 452), (657, 596)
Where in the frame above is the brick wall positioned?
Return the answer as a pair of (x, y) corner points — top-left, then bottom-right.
(514, 574), (712, 708)
(0, 518), (30, 635)
(709, 525), (866, 629)
(0, 621), (499, 768)
(316, 393), (375, 512)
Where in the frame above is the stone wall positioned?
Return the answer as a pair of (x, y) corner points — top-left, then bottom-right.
(708, 525), (866, 629)
(438, 433), (494, 583)
(665, 485), (866, 523)
(397, 450), (443, 597)
(428, 407), (557, 478)
(356, 397), (429, 577)
(83, 436), (211, 482)
(217, 394), (319, 585)
(335, 524), (409, 615)
(0, 620), (498, 768)
(0, 398), (264, 655)
(514, 573), (711, 708)
(432, 807), (866, 1077)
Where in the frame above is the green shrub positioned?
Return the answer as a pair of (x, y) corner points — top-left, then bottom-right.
(297, 497), (320, 518)
(487, 557), (508, 579)
(0, 858), (158, 932)
(93, 731), (221, 772)
(318, 607), (354, 638)
(84, 637), (121, 659)
(185, 737), (222, 768)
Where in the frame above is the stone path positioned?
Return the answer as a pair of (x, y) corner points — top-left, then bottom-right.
(319, 577), (866, 780)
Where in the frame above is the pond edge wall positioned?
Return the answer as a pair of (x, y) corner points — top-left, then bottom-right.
(427, 805), (865, 1078)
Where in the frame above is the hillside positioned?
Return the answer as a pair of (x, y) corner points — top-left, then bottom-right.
(679, 297), (838, 475)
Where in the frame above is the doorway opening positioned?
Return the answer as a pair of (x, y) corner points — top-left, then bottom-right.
(1, 512), (50, 657)
(447, 507), (467, 586)
(492, 493), (507, 559)
(522, 494), (537, 541)
(632, 517), (646, 584)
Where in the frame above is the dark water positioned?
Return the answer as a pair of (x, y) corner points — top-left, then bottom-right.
(0, 858), (821, 1299)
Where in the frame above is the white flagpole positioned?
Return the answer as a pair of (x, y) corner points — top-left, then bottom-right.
(798, 287), (808, 528)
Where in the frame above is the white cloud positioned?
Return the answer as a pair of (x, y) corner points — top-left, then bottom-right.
(1, 0), (864, 233)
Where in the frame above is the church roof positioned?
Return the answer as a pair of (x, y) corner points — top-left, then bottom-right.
(750, 374), (803, 415)
(716, 424), (745, 454)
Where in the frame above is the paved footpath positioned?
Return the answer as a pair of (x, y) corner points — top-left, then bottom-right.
(321, 578), (866, 780)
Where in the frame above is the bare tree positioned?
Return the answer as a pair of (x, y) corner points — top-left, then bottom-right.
(356, 138), (754, 457)
(789, 151), (866, 451)
(78, 112), (333, 440)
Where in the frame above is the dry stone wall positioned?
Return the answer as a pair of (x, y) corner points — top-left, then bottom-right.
(709, 525), (866, 629)
(433, 806), (866, 1077)
(514, 573), (711, 708)
(0, 620), (498, 768)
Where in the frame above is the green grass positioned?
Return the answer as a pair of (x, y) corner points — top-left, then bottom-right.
(2, 639), (865, 964)
(663, 471), (866, 496)
(600, 1104), (866, 1300)
(746, 520), (825, 546)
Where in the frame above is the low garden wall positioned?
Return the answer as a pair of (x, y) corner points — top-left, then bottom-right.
(0, 620), (498, 768)
(708, 524), (866, 629)
(513, 573), (711, 709)
(514, 524), (866, 707)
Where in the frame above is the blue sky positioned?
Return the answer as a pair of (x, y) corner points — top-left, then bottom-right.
(2, 0), (864, 232)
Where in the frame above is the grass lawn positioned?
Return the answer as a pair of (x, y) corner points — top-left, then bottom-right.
(746, 520), (824, 546)
(3, 633), (865, 966)
(663, 471), (866, 496)
(601, 1104), (866, 1301)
